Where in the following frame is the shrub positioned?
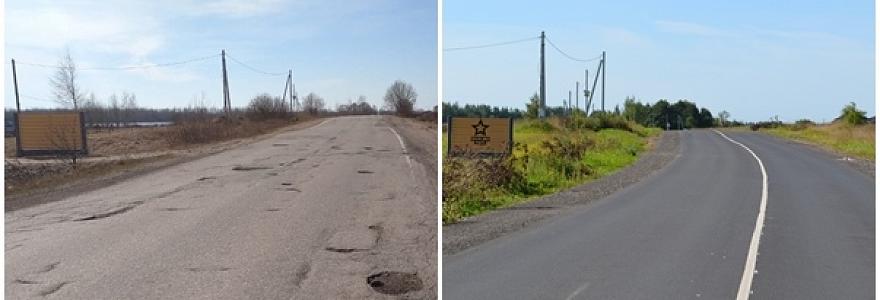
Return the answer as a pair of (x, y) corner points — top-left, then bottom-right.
(246, 93), (289, 121)
(840, 102), (867, 126)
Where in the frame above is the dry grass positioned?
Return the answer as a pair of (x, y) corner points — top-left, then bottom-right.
(5, 155), (171, 197)
(764, 123), (874, 160)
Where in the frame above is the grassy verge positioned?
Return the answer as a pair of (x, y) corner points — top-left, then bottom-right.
(443, 117), (660, 223)
(761, 123), (874, 160)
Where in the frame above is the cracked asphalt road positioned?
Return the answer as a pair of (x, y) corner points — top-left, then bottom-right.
(5, 116), (437, 299)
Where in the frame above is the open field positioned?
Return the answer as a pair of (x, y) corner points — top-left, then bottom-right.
(760, 123), (874, 160)
(442, 118), (660, 223)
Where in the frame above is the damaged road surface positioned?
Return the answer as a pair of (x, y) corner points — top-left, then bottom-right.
(5, 116), (437, 299)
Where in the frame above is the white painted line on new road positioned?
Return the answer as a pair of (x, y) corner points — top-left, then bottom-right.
(713, 130), (769, 300)
(387, 127), (413, 168)
(565, 282), (591, 300)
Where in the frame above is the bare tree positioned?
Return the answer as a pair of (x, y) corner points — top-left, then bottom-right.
(246, 93), (287, 120)
(302, 93), (325, 116)
(383, 80), (417, 116)
(121, 91), (138, 127)
(108, 93), (121, 129)
(50, 48), (85, 110)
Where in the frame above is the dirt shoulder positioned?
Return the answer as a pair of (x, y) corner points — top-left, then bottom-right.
(386, 116), (438, 184)
(443, 131), (682, 255)
(5, 118), (325, 211)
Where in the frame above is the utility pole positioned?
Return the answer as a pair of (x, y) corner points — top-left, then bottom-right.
(575, 81), (579, 115)
(221, 50), (231, 118)
(290, 72), (297, 112)
(568, 90), (572, 117)
(601, 51), (606, 112)
(539, 31), (546, 119)
(11, 59), (20, 113)
(584, 69), (589, 115)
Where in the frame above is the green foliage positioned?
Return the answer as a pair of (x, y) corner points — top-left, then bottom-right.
(525, 93), (540, 119)
(442, 125), (653, 223)
(623, 97), (715, 129)
(840, 102), (867, 126)
(442, 101), (523, 119)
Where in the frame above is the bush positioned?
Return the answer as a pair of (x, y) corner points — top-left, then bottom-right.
(247, 93), (289, 121)
(840, 102), (867, 126)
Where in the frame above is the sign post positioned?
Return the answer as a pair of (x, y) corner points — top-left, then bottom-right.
(447, 117), (513, 156)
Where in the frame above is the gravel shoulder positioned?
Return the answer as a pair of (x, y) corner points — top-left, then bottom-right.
(443, 130), (682, 255)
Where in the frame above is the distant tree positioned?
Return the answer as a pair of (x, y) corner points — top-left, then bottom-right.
(525, 93), (540, 119)
(108, 93), (121, 129)
(384, 80), (418, 116)
(121, 92), (137, 126)
(50, 48), (85, 110)
(839, 102), (867, 125)
(717, 110), (731, 127)
(302, 93), (325, 116)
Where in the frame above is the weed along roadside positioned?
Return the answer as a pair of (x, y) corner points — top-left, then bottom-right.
(442, 114), (660, 224)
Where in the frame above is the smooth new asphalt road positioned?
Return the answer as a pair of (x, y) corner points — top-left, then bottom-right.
(444, 130), (873, 300)
(6, 116), (436, 299)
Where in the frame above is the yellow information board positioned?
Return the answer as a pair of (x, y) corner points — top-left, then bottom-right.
(447, 117), (512, 155)
(16, 111), (87, 156)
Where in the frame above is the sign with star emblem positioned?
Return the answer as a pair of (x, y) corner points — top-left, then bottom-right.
(447, 117), (512, 156)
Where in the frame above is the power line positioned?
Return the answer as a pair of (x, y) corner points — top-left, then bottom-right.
(443, 36), (539, 52)
(545, 37), (601, 63)
(14, 53), (220, 70)
(224, 53), (286, 76)
(21, 94), (57, 103)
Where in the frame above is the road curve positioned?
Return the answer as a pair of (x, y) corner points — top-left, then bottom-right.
(6, 116), (436, 299)
(443, 130), (873, 300)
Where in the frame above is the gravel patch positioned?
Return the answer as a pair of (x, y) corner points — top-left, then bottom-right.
(443, 131), (682, 255)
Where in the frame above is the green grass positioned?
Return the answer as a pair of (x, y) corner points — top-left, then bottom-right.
(442, 118), (660, 223)
(762, 124), (874, 160)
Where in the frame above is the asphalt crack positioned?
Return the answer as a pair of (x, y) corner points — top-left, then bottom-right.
(38, 281), (70, 297)
(74, 205), (136, 221)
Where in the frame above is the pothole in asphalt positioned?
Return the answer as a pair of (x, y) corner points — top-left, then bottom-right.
(357, 170), (374, 174)
(275, 187), (301, 192)
(363, 146), (373, 150)
(232, 166), (271, 171)
(331, 145), (341, 150)
(366, 271), (423, 295)
(265, 208), (281, 212)
(272, 143), (289, 147)
(281, 182), (293, 186)
(197, 176), (217, 181)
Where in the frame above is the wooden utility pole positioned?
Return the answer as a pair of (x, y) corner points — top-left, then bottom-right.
(221, 50), (231, 118)
(11, 59), (20, 113)
(575, 81), (579, 114)
(601, 51), (606, 112)
(288, 70), (293, 112)
(584, 69), (589, 114)
(289, 70), (296, 112)
(568, 90), (572, 117)
(539, 31), (546, 119)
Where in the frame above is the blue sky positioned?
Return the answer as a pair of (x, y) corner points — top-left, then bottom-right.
(443, 0), (875, 122)
(5, 0), (437, 111)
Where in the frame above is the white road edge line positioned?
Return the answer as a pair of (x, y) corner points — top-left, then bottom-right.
(387, 127), (413, 168)
(315, 119), (331, 128)
(565, 282), (591, 300)
(713, 129), (769, 300)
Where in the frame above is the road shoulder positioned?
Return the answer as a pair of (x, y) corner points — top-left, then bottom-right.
(5, 118), (325, 212)
(727, 129), (875, 177)
(443, 131), (682, 255)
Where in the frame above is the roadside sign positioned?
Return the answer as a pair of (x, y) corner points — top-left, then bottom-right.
(447, 117), (512, 156)
(15, 111), (88, 157)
